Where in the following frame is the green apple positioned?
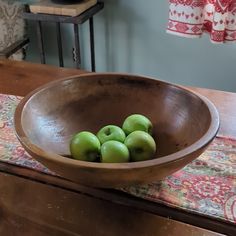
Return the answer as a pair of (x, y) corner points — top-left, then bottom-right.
(70, 131), (100, 162)
(97, 125), (126, 144)
(101, 140), (130, 163)
(122, 114), (153, 135)
(124, 131), (156, 162)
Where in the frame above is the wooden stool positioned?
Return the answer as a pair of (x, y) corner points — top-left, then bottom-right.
(23, 0), (104, 71)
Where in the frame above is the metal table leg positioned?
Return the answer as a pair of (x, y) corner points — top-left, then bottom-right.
(74, 24), (81, 69)
(89, 17), (96, 72)
(56, 22), (64, 67)
(36, 21), (46, 64)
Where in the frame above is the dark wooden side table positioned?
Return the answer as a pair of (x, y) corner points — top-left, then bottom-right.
(23, 1), (104, 71)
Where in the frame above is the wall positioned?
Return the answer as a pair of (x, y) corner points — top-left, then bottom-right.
(26, 0), (236, 92)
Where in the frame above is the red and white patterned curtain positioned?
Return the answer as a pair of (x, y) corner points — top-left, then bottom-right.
(167, 0), (236, 43)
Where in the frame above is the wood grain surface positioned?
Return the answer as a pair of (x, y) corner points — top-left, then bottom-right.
(14, 73), (219, 188)
(0, 59), (83, 96)
(0, 172), (224, 236)
(29, 0), (97, 16)
(189, 86), (236, 138)
(0, 59), (235, 235)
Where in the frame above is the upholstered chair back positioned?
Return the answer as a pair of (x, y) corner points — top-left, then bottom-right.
(0, 0), (26, 60)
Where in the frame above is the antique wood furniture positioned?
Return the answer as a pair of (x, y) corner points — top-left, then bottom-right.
(0, 59), (235, 235)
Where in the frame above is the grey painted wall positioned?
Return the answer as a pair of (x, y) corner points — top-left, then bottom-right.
(26, 0), (236, 92)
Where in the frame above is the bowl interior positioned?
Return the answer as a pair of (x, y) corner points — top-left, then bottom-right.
(20, 74), (212, 160)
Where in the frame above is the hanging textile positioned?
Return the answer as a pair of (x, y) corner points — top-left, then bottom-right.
(167, 0), (236, 43)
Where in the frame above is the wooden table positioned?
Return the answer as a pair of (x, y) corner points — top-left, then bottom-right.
(0, 59), (235, 236)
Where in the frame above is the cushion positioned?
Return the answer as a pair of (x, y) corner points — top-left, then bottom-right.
(0, 0), (26, 60)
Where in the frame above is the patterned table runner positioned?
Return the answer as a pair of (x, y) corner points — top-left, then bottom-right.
(0, 94), (235, 224)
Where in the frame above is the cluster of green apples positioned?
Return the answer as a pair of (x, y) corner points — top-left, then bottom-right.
(69, 114), (156, 163)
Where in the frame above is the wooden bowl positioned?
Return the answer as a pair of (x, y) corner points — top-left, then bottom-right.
(14, 73), (219, 188)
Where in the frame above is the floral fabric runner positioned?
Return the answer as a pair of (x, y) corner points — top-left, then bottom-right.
(0, 94), (235, 224)
(167, 0), (236, 43)
(0, 94), (54, 174)
(123, 136), (236, 224)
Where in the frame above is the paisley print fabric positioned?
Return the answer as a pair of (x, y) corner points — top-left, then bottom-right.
(0, 94), (54, 174)
(123, 137), (236, 224)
